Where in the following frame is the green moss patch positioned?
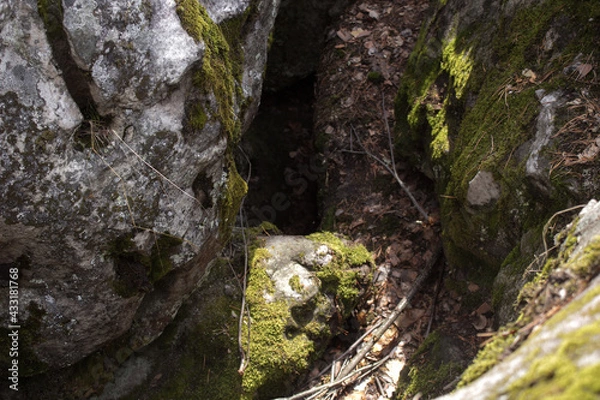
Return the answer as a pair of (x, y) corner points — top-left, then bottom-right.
(108, 232), (183, 297)
(119, 258), (244, 400)
(175, 0), (242, 142)
(395, 0), (600, 287)
(458, 225), (600, 387)
(397, 331), (465, 400)
(457, 331), (515, 388)
(175, 1), (251, 242)
(241, 248), (317, 399)
(507, 323), (600, 399)
(149, 294), (242, 400)
(240, 234), (372, 398)
(307, 232), (373, 317)
(148, 233), (183, 282)
(218, 158), (248, 241)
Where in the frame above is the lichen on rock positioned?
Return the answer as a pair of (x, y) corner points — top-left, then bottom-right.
(393, 0), (600, 397)
(0, 0), (277, 376)
(241, 233), (373, 398)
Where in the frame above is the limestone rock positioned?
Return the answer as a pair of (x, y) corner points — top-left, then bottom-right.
(69, 233), (372, 399)
(0, 0), (278, 372)
(466, 171), (501, 208)
(200, 0), (252, 24)
(242, 233), (372, 397)
(525, 90), (565, 197)
(435, 199), (600, 399)
(395, 0), (600, 283)
(260, 236), (335, 322)
(395, 0), (600, 396)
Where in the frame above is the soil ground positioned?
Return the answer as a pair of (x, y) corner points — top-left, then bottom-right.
(285, 1), (492, 398)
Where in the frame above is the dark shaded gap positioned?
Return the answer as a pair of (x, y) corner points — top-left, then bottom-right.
(37, 0), (112, 151)
(237, 75), (321, 235)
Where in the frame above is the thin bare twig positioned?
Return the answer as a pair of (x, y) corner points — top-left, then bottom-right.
(522, 204), (587, 279)
(425, 260), (445, 338)
(237, 207), (251, 375)
(235, 145), (253, 375)
(351, 126), (429, 222)
(273, 353), (392, 400)
(382, 91), (396, 181)
(109, 129), (203, 208)
(306, 317), (383, 385)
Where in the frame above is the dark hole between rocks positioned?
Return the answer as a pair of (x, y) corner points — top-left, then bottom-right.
(192, 171), (215, 209)
(238, 75), (321, 235)
(38, 0), (113, 151)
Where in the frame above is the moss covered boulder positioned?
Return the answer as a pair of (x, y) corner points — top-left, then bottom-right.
(435, 199), (600, 399)
(395, 0), (600, 320)
(241, 233), (373, 398)
(393, 0), (600, 397)
(46, 232), (373, 400)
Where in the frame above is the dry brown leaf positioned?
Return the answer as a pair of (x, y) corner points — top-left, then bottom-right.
(336, 29), (353, 42)
(349, 218), (365, 230)
(577, 63), (593, 79)
(476, 302), (492, 315)
(522, 68), (537, 82)
(388, 253), (400, 267)
(350, 28), (371, 39)
(468, 282), (480, 293)
(580, 141), (600, 160)
(401, 269), (418, 282)
(341, 96), (355, 108)
(472, 314), (487, 330)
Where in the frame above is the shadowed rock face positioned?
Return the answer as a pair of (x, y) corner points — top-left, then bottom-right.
(0, 0), (278, 371)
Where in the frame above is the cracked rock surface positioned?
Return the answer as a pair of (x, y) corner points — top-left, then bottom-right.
(0, 0), (277, 371)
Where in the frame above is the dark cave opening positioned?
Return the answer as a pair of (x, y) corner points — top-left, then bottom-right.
(237, 75), (322, 235)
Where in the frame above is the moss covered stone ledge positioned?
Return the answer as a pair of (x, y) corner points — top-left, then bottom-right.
(394, 0), (600, 283)
(431, 199), (600, 399)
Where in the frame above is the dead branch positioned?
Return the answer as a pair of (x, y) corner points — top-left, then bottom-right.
(334, 240), (441, 380)
(306, 317), (384, 385)
(273, 353), (392, 400)
(351, 125), (430, 222)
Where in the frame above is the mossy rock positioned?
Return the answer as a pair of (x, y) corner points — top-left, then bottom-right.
(447, 200), (600, 398)
(395, 0), (600, 307)
(396, 330), (467, 400)
(241, 233), (373, 398)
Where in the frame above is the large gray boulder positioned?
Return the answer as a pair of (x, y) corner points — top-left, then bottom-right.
(0, 0), (278, 372)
